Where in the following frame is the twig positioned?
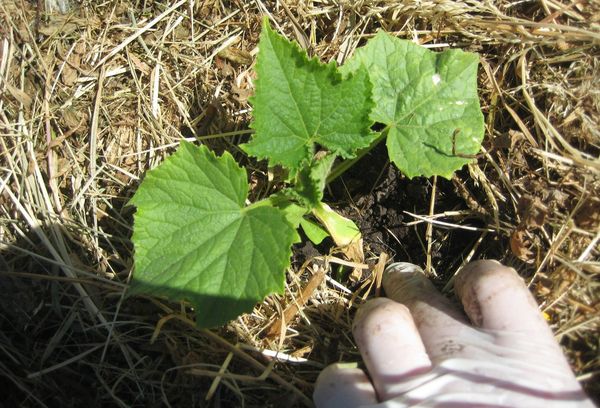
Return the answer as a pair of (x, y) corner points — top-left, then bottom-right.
(404, 211), (495, 232)
(426, 176), (437, 275)
(267, 267), (326, 337)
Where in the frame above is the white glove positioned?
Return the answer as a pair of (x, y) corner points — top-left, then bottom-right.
(314, 261), (594, 407)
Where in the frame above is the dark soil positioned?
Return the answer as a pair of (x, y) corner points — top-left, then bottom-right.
(296, 141), (507, 289)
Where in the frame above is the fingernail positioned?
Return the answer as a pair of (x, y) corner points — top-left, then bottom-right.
(385, 262), (424, 276)
(383, 262), (435, 304)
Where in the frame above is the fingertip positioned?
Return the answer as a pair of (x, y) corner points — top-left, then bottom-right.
(382, 262), (430, 303)
(313, 363), (377, 408)
(380, 262), (469, 358)
(382, 263), (462, 316)
(454, 259), (504, 296)
(353, 298), (431, 400)
(454, 260), (547, 332)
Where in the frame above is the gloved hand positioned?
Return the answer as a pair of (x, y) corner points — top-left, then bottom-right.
(314, 260), (594, 407)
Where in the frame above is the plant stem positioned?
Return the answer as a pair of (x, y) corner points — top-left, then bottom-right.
(244, 197), (274, 211)
(326, 128), (388, 184)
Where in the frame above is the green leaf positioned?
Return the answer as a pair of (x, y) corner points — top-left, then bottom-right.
(341, 31), (485, 178)
(300, 217), (330, 245)
(242, 18), (376, 172)
(267, 193), (306, 231)
(293, 153), (336, 208)
(312, 202), (361, 248)
(129, 142), (296, 328)
(312, 202), (364, 263)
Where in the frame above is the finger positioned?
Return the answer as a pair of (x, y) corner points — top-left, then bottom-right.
(382, 263), (475, 362)
(352, 298), (432, 400)
(454, 260), (583, 385)
(313, 363), (377, 408)
(454, 260), (551, 334)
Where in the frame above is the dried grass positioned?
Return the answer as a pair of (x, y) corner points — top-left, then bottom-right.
(0, 0), (598, 406)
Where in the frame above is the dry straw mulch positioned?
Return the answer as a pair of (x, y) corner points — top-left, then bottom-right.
(1, 0), (598, 406)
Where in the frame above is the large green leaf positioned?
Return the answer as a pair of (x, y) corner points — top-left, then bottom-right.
(242, 18), (375, 172)
(129, 142), (296, 328)
(341, 31), (485, 178)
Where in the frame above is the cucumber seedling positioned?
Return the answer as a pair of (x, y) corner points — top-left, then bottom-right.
(129, 19), (484, 328)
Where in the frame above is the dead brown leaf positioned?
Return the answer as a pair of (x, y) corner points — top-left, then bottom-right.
(510, 229), (534, 261)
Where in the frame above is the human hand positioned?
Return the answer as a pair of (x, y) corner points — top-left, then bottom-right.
(314, 260), (594, 407)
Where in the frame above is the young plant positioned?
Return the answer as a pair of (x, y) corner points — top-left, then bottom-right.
(129, 19), (484, 328)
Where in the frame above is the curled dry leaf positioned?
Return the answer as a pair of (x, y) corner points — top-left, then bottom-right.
(517, 195), (548, 228)
(61, 64), (78, 86)
(218, 46), (253, 65)
(510, 229), (534, 262)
